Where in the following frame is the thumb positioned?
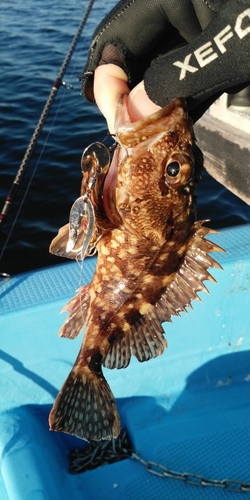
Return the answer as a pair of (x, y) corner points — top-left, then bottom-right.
(93, 65), (129, 133)
(127, 82), (161, 121)
(94, 66), (161, 132)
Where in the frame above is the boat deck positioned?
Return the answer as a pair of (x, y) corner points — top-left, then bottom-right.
(1, 225), (250, 499)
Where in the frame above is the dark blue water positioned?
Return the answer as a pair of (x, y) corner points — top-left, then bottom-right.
(0, 0), (249, 276)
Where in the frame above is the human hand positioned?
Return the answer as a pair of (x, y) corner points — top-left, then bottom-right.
(93, 65), (161, 133)
(82, 0), (250, 129)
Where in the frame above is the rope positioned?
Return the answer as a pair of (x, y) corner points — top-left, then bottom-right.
(0, 0), (95, 234)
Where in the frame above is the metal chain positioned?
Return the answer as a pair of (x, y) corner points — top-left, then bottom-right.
(69, 428), (250, 494)
(69, 428), (133, 474)
(131, 453), (250, 494)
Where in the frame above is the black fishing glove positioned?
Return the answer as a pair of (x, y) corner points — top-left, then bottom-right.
(82, 0), (250, 121)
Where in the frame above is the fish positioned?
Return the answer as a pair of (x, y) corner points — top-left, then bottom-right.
(49, 95), (224, 442)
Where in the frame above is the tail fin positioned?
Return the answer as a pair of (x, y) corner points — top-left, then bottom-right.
(49, 366), (120, 442)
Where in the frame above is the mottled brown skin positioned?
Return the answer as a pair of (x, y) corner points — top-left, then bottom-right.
(49, 97), (223, 441)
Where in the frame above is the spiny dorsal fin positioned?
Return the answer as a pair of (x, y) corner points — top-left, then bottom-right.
(49, 366), (120, 441)
(156, 222), (224, 319)
(59, 285), (90, 339)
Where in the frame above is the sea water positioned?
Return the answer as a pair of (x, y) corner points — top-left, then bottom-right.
(0, 0), (249, 275)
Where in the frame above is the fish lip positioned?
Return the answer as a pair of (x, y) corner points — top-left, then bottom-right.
(101, 94), (132, 225)
(115, 94), (187, 135)
(102, 147), (121, 226)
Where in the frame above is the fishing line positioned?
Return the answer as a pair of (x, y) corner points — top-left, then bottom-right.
(0, 70), (80, 262)
(0, 84), (70, 263)
(0, 0), (99, 268)
(0, 0), (96, 239)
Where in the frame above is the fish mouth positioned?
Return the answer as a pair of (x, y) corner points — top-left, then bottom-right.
(102, 94), (132, 225)
(102, 93), (167, 224)
(101, 147), (120, 225)
(102, 95), (192, 224)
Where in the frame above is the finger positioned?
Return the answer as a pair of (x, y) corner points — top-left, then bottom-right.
(128, 81), (161, 121)
(82, 0), (203, 102)
(94, 66), (161, 131)
(93, 65), (129, 133)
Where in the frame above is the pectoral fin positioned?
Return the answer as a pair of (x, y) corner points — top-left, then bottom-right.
(49, 222), (90, 260)
(59, 285), (90, 339)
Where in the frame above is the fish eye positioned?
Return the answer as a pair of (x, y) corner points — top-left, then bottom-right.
(164, 153), (193, 187)
(166, 161), (180, 177)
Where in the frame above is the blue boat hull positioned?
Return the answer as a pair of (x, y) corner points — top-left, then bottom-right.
(1, 224), (250, 499)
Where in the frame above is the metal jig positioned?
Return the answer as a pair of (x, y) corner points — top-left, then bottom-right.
(66, 141), (117, 260)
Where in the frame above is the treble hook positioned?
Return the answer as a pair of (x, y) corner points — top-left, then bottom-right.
(61, 81), (73, 89)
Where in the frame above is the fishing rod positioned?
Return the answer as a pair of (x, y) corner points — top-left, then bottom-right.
(0, 0), (95, 233)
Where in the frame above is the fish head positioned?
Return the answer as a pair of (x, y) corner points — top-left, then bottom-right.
(103, 95), (203, 244)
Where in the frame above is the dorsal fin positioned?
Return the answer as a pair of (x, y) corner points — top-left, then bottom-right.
(103, 222), (224, 370)
(156, 223), (224, 320)
(59, 285), (90, 339)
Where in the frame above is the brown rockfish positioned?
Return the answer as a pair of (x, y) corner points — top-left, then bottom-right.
(49, 96), (223, 442)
